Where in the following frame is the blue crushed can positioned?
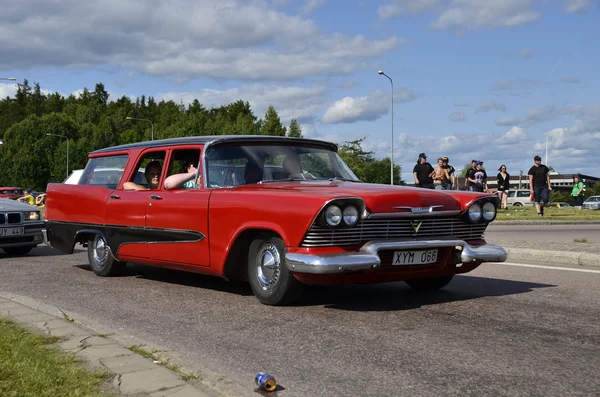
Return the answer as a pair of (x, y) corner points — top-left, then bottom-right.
(255, 372), (277, 392)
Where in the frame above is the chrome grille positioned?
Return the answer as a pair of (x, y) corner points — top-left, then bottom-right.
(301, 217), (487, 247)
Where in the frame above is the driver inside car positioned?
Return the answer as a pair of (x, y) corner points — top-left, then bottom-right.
(123, 161), (162, 191)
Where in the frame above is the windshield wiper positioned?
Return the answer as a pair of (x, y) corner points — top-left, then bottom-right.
(328, 177), (363, 183)
(258, 177), (306, 184)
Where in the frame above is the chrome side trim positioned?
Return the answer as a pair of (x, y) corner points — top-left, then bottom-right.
(367, 210), (461, 219)
(285, 239), (507, 274)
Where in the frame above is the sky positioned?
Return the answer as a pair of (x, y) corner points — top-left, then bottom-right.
(1, 0), (599, 181)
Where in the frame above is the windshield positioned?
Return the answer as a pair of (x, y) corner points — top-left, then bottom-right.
(206, 143), (359, 188)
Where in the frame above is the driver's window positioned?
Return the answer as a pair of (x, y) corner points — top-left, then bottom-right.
(127, 151), (166, 190)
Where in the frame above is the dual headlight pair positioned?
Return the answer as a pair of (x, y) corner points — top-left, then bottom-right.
(467, 201), (496, 223)
(324, 204), (360, 227)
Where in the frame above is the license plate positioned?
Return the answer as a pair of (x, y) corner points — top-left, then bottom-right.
(392, 249), (438, 265)
(0, 227), (25, 237)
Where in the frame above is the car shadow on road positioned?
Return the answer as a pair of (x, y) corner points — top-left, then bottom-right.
(73, 263), (255, 297)
(298, 275), (555, 311)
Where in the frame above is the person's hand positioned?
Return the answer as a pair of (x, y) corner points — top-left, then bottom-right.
(415, 179), (419, 185)
(548, 186), (553, 191)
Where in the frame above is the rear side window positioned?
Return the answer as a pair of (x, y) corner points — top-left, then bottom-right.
(79, 155), (129, 189)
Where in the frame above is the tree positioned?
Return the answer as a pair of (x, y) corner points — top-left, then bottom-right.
(338, 138), (402, 185)
(260, 105), (286, 136)
(287, 119), (303, 138)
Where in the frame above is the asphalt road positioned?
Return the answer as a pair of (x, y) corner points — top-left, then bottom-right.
(1, 246), (599, 397)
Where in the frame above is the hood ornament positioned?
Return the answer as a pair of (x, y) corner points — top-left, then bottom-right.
(394, 205), (444, 214)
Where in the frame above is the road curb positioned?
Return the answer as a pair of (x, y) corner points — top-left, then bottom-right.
(506, 247), (600, 268)
(0, 293), (214, 397)
(492, 220), (600, 226)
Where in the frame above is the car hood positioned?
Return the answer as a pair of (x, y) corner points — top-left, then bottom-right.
(236, 181), (489, 213)
(0, 198), (38, 211)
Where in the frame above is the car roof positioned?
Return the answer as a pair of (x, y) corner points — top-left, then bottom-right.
(90, 135), (337, 155)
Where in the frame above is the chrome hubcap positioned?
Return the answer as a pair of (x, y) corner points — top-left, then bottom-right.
(256, 243), (281, 291)
(93, 236), (109, 267)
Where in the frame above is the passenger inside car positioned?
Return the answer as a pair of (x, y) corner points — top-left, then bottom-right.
(282, 153), (305, 179)
(123, 161), (162, 190)
(243, 162), (263, 184)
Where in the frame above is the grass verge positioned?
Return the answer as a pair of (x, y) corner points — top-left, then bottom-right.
(0, 318), (115, 397)
(495, 206), (600, 221)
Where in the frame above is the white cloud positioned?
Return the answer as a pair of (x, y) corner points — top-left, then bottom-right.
(157, 84), (328, 123)
(449, 112), (465, 121)
(495, 116), (522, 126)
(564, 0), (596, 13)
(490, 78), (540, 91)
(560, 76), (580, 84)
(322, 91), (389, 124)
(517, 48), (534, 59)
(321, 88), (416, 124)
(377, 0), (444, 19)
(498, 126), (528, 144)
(0, 0), (405, 81)
(302, 0), (326, 14)
(477, 100), (506, 113)
(0, 83), (18, 98)
(430, 0), (541, 30)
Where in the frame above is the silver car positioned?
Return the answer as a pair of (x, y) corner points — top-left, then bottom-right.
(0, 199), (44, 255)
(583, 195), (600, 210)
(506, 189), (535, 207)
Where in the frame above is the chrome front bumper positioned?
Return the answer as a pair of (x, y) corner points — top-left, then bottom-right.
(285, 240), (507, 275)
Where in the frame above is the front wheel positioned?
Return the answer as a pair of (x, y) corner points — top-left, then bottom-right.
(405, 275), (454, 292)
(513, 202), (523, 207)
(87, 235), (125, 276)
(2, 246), (33, 255)
(247, 235), (303, 305)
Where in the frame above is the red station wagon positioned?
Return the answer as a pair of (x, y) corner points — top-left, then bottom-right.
(0, 187), (24, 200)
(43, 136), (507, 305)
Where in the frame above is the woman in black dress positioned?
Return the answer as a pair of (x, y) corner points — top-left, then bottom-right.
(497, 165), (510, 210)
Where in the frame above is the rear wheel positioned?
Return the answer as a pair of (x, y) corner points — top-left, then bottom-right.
(247, 235), (303, 306)
(87, 235), (125, 276)
(405, 275), (454, 292)
(2, 246), (33, 255)
(513, 202), (523, 207)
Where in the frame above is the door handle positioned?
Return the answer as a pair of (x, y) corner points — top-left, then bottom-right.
(150, 194), (163, 200)
(110, 194), (121, 200)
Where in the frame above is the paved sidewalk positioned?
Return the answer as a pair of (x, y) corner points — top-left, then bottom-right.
(0, 297), (215, 397)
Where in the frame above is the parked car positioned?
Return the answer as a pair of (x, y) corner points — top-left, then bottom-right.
(506, 189), (535, 206)
(583, 196), (600, 210)
(548, 202), (572, 208)
(43, 136), (507, 305)
(0, 187), (24, 200)
(0, 198), (44, 255)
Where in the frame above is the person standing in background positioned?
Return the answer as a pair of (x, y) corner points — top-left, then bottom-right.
(528, 155), (552, 216)
(571, 174), (585, 209)
(469, 161), (488, 192)
(431, 157), (450, 190)
(442, 157), (456, 190)
(465, 159), (477, 191)
(413, 153), (434, 189)
(496, 165), (510, 210)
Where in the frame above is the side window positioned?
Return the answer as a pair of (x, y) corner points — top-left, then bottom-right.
(79, 155), (129, 189)
(507, 191), (515, 197)
(128, 151), (167, 190)
(517, 191), (530, 197)
(165, 149), (202, 190)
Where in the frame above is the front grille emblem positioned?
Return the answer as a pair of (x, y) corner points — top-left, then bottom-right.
(410, 221), (422, 234)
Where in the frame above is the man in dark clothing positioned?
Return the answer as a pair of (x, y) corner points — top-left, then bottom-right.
(468, 161), (488, 192)
(412, 153), (434, 189)
(442, 157), (456, 190)
(465, 159), (477, 191)
(528, 155), (552, 216)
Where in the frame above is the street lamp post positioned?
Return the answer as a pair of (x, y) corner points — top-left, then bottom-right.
(378, 70), (394, 185)
(126, 117), (154, 141)
(46, 134), (69, 178)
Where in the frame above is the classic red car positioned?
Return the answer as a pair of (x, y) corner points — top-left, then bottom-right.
(0, 187), (24, 200)
(43, 136), (506, 305)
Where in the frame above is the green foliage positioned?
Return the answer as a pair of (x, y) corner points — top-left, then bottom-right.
(549, 190), (573, 205)
(459, 164), (472, 178)
(338, 138), (403, 185)
(287, 119), (303, 138)
(260, 105), (286, 136)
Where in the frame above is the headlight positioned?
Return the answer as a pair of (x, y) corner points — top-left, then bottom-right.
(342, 205), (359, 226)
(482, 202), (496, 221)
(468, 203), (482, 222)
(23, 211), (40, 221)
(325, 205), (342, 227)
